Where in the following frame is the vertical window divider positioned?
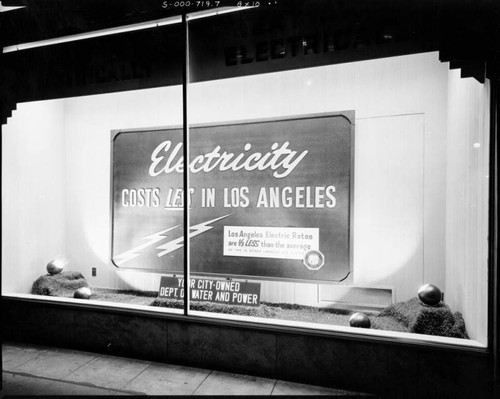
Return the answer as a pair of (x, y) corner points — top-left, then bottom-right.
(182, 12), (190, 316)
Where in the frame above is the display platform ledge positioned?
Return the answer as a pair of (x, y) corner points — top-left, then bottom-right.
(2, 293), (487, 352)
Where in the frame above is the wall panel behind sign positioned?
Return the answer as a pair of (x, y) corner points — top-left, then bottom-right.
(445, 70), (490, 345)
(353, 115), (425, 302)
(1, 100), (67, 294)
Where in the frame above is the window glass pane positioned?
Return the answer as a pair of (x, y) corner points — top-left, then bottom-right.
(2, 23), (186, 314)
(179, 5), (490, 347)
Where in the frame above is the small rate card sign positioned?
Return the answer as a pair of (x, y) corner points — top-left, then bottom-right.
(158, 276), (261, 307)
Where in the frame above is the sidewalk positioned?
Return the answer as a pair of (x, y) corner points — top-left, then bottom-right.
(2, 341), (373, 396)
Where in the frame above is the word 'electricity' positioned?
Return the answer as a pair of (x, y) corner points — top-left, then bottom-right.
(149, 141), (308, 179)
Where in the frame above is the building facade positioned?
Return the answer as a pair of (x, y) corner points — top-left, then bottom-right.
(2, 1), (499, 397)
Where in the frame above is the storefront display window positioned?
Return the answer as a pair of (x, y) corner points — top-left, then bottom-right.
(1, 4), (493, 349)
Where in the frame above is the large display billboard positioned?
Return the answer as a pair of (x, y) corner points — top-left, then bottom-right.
(111, 112), (354, 282)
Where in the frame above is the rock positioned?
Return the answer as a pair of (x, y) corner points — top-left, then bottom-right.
(31, 271), (89, 297)
(376, 297), (468, 338)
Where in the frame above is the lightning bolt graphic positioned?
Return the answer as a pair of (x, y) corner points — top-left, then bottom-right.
(156, 214), (232, 257)
(114, 225), (180, 266)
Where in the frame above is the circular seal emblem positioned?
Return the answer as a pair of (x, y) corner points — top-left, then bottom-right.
(303, 250), (325, 271)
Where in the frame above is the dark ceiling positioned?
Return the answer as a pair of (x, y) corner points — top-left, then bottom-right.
(1, 0), (499, 125)
(1, 0), (498, 50)
(1, 0), (269, 47)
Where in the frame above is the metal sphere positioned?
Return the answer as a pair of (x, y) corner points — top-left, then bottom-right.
(46, 259), (65, 275)
(74, 287), (92, 299)
(418, 284), (442, 306)
(349, 312), (371, 328)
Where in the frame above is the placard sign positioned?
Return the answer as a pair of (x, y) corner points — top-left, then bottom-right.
(158, 276), (261, 307)
(111, 112), (354, 282)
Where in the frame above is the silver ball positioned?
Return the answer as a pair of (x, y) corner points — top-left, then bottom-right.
(418, 284), (442, 306)
(46, 259), (65, 275)
(349, 312), (371, 328)
(74, 287), (92, 299)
